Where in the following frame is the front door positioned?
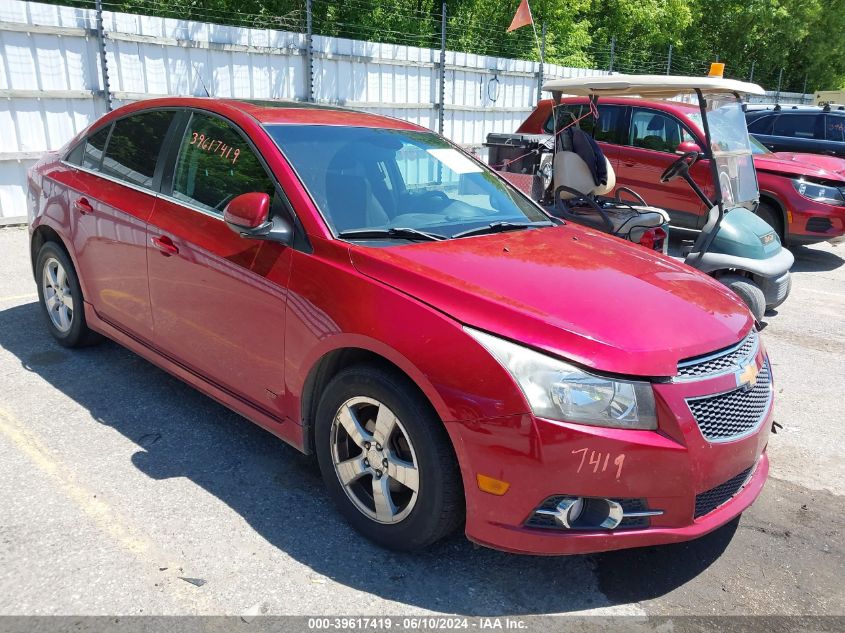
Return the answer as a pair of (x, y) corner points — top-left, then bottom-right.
(146, 111), (292, 418)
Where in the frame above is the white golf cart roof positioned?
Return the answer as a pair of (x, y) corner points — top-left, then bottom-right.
(542, 74), (765, 98)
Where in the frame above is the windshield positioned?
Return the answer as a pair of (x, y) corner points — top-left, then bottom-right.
(703, 94), (759, 208)
(265, 125), (551, 242)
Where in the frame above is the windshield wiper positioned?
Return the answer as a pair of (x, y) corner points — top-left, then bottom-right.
(452, 221), (553, 239)
(337, 227), (447, 242)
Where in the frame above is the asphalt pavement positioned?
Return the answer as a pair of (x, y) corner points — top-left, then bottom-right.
(0, 226), (842, 619)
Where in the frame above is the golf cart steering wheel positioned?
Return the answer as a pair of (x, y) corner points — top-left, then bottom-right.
(660, 151), (700, 183)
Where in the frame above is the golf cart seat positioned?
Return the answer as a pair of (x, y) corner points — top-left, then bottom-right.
(553, 150), (669, 244)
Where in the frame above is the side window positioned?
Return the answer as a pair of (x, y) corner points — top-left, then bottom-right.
(772, 114), (818, 139)
(825, 115), (845, 142)
(100, 110), (176, 189)
(591, 105), (624, 144)
(80, 125), (111, 171)
(629, 110), (689, 153)
(747, 115), (773, 134)
(172, 113), (275, 215)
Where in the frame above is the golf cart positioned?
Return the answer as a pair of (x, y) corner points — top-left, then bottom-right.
(488, 74), (794, 321)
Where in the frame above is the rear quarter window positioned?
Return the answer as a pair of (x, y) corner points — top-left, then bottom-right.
(76, 125), (111, 171)
(826, 115), (845, 142)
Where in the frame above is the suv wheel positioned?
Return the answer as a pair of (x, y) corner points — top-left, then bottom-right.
(315, 365), (464, 550)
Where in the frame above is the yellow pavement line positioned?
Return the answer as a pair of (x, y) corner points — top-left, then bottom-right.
(0, 405), (223, 612)
(0, 293), (37, 302)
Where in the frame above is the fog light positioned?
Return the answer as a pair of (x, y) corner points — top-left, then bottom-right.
(527, 496), (662, 531)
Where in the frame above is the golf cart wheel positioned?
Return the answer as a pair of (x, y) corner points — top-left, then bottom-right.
(720, 273), (766, 322)
(756, 202), (784, 244)
(314, 364), (464, 551)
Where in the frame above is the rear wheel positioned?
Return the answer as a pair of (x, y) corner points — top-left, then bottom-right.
(314, 365), (464, 551)
(756, 202), (784, 244)
(35, 242), (101, 347)
(720, 273), (766, 322)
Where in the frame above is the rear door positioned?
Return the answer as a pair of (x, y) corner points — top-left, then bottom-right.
(615, 107), (709, 228)
(146, 110), (292, 416)
(64, 109), (178, 340)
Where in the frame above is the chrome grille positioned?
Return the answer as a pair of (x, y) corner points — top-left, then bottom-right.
(676, 329), (758, 380)
(694, 465), (754, 518)
(687, 360), (772, 442)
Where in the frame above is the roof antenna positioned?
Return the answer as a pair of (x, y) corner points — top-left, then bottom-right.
(193, 63), (211, 97)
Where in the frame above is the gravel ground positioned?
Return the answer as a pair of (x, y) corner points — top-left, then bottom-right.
(0, 225), (842, 620)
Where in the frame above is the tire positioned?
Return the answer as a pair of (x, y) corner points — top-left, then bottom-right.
(720, 273), (766, 322)
(314, 364), (464, 551)
(35, 241), (102, 348)
(756, 202), (784, 244)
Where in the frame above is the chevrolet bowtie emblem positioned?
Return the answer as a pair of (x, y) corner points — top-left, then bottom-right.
(736, 362), (759, 390)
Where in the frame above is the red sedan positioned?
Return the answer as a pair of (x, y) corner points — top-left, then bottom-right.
(517, 97), (845, 246)
(26, 97), (772, 554)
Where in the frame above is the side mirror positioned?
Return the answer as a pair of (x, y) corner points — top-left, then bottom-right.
(223, 192), (293, 244)
(224, 192), (270, 231)
(676, 140), (702, 155)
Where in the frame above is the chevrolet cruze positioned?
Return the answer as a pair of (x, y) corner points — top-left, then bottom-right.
(26, 98), (773, 554)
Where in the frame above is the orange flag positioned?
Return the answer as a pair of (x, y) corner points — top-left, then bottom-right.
(507, 0), (534, 33)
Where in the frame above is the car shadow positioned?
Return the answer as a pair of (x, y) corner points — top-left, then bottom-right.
(0, 301), (737, 615)
(790, 244), (844, 273)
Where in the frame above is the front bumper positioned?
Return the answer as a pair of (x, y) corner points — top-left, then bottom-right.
(784, 197), (845, 245)
(447, 348), (772, 556)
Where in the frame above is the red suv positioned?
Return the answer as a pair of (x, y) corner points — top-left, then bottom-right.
(27, 98), (772, 555)
(518, 97), (845, 246)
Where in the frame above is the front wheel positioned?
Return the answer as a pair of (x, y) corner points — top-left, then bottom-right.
(720, 273), (766, 322)
(314, 365), (464, 551)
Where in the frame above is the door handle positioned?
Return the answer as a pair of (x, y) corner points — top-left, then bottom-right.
(151, 235), (179, 256)
(74, 197), (94, 214)
(622, 161), (637, 167)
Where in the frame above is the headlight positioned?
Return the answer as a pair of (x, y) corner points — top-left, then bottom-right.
(465, 328), (657, 430)
(791, 179), (845, 206)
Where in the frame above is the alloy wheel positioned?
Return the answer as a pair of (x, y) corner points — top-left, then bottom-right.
(330, 396), (420, 524)
(42, 256), (74, 333)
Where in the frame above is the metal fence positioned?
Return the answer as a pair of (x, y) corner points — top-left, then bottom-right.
(0, 0), (811, 221)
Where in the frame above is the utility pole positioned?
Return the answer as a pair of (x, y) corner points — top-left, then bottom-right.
(438, 1), (446, 135)
(667, 44), (673, 75)
(608, 36), (615, 73)
(749, 60), (755, 82)
(802, 74), (808, 103)
(776, 67), (783, 104)
(305, 0), (313, 102)
(94, 0), (112, 111)
(536, 22), (546, 104)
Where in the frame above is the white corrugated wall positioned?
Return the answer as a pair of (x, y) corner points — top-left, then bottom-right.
(0, 0), (807, 222)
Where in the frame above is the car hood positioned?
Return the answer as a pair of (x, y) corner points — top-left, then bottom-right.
(349, 225), (753, 377)
(754, 152), (845, 180)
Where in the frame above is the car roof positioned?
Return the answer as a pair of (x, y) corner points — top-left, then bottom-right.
(111, 97), (427, 131)
(542, 74), (765, 97)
